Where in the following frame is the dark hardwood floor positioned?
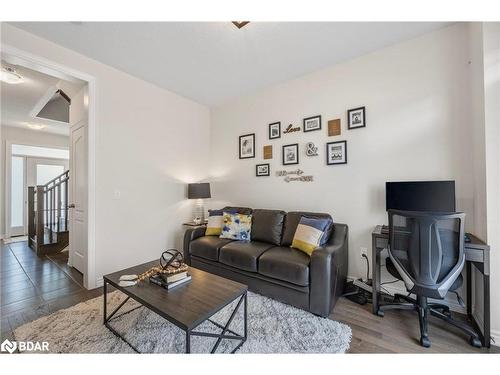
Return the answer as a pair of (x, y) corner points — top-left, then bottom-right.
(331, 297), (498, 353)
(1, 239), (498, 353)
(1, 240), (101, 343)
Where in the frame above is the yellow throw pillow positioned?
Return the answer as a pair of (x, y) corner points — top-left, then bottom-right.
(291, 216), (330, 256)
(205, 210), (223, 236)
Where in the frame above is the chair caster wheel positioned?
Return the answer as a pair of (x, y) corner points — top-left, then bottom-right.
(420, 336), (431, 348)
(469, 336), (482, 348)
(376, 310), (384, 317)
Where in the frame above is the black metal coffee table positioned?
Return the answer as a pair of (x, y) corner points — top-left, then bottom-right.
(103, 261), (248, 353)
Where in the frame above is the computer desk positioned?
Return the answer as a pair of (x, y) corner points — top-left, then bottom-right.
(371, 225), (491, 348)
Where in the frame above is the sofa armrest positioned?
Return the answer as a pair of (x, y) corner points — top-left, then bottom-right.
(183, 226), (207, 265)
(309, 223), (349, 316)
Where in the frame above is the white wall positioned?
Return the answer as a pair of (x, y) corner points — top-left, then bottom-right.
(464, 22), (500, 346)
(482, 22), (500, 345)
(0, 124), (70, 237)
(210, 24), (476, 281)
(1, 24), (211, 285)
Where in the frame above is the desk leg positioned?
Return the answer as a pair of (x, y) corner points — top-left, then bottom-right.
(483, 274), (491, 348)
(466, 262), (472, 316)
(372, 236), (381, 316)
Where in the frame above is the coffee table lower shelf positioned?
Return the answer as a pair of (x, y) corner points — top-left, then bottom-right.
(103, 280), (248, 354)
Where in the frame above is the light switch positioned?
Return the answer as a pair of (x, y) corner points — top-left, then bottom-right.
(113, 189), (121, 200)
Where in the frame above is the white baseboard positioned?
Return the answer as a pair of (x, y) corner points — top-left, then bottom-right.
(96, 276), (104, 288)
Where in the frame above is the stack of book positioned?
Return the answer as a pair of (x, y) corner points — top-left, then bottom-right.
(149, 266), (191, 290)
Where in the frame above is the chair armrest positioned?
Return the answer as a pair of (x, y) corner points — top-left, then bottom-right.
(183, 226), (207, 265)
(309, 223), (349, 316)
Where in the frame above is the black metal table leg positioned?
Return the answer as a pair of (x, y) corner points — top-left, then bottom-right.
(103, 279), (107, 325)
(186, 330), (191, 353)
(190, 292), (247, 354)
(244, 291), (247, 340)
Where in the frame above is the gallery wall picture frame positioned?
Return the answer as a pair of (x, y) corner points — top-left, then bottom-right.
(282, 143), (299, 165)
(239, 133), (255, 159)
(263, 145), (273, 159)
(347, 107), (366, 130)
(326, 140), (347, 165)
(328, 119), (341, 136)
(269, 122), (281, 139)
(303, 115), (322, 132)
(256, 163), (270, 177)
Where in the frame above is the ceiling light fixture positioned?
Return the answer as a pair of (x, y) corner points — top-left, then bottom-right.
(1, 66), (24, 84)
(232, 21), (250, 29)
(26, 123), (46, 130)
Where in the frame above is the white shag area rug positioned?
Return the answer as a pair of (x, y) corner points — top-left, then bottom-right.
(14, 291), (351, 353)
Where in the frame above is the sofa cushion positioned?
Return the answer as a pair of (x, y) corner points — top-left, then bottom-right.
(222, 206), (253, 215)
(251, 209), (286, 246)
(258, 246), (310, 286)
(219, 241), (274, 272)
(282, 211), (334, 247)
(189, 236), (233, 261)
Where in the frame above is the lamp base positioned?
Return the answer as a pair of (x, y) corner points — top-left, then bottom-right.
(193, 199), (205, 223)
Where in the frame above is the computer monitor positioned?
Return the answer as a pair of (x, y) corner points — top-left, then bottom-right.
(385, 181), (456, 212)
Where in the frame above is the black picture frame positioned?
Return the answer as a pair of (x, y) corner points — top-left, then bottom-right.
(303, 115), (322, 132)
(239, 133), (255, 159)
(282, 143), (299, 165)
(256, 163), (270, 177)
(326, 140), (347, 165)
(347, 107), (366, 130)
(269, 122), (281, 139)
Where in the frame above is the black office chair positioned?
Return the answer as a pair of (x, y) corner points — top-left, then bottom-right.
(380, 209), (481, 348)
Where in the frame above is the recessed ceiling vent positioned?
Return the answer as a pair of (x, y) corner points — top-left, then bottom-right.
(36, 89), (71, 123)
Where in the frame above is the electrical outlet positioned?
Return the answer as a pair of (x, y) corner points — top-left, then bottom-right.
(360, 247), (368, 258)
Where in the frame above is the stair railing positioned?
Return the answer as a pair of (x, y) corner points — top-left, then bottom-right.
(28, 170), (69, 248)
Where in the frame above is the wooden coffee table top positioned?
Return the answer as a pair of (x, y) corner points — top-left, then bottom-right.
(104, 261), (247, 330)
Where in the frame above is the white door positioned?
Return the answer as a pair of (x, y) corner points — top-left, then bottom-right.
(69, 123), (88, 274)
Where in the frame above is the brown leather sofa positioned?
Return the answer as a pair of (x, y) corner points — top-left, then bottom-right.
(183, 207), (348, 317)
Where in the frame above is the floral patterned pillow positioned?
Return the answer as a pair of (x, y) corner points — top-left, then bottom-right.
(219, 212), (252, 241)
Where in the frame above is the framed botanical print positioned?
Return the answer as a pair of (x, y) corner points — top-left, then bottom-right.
(282, 143), (299, 165)
(256, 163), (270, 177)
(303, 115), (322, 132)
(347, 107), (366, 130)
(326, 141), (347, 165)
(239, 133), (255, 159)
(269, 122), (281, 139)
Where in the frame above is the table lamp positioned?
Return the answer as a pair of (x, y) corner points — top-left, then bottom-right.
(187, 183), (211, 224)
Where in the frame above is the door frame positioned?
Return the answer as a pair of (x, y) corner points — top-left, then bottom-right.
(2, 45), (97, 290)
(5, 141), (70, 238)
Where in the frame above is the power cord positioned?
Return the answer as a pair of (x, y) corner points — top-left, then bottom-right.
(361, 253), (370, 284)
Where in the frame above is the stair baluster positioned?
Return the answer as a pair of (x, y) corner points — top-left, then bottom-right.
(28, 170), (70, 255)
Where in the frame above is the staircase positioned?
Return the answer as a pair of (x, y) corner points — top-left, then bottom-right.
(28, 170), (70, 256)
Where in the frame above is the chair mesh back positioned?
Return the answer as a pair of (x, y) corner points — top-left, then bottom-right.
(388, 210), (465, 291)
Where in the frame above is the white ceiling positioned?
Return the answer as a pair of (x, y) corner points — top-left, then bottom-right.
(1, 62), (85, 135)
(11, 22), (451, 107)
